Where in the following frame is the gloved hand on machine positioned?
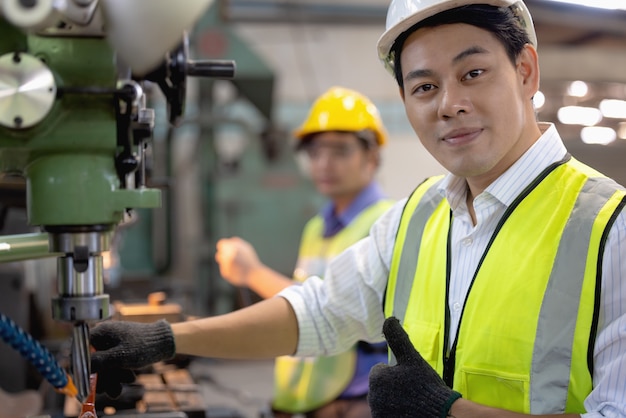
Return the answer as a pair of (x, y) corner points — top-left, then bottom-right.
(90, 320), (176, 398)
(368, 317), (462, 418)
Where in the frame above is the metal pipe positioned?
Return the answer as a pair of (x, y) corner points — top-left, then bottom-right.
(0, 232), (61, 263)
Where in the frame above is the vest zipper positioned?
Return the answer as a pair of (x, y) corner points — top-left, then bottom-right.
(440, 158), (568, 388)
(443, 211), (454, 387)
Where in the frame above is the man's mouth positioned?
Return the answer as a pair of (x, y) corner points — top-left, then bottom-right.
(442, 128), (483, 145)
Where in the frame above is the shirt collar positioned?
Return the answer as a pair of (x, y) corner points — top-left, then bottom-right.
(438, 123), (568, 210)
(321, 181), (387, 237)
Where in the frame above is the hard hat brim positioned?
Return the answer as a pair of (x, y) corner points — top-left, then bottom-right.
(377, 0), (536, 75)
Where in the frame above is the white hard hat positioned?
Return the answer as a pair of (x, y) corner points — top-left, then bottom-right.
(377, 0), (537, 76)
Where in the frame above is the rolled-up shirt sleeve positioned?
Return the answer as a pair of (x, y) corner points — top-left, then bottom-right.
(278, 198), (407, 357)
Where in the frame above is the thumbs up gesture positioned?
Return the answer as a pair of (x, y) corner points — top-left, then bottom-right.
(368, 317), (462, 418)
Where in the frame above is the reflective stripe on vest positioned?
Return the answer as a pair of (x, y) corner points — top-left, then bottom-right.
(273, 199), (394, 413)
(386, 176), (445, 340)
(385, 158), (626, 413)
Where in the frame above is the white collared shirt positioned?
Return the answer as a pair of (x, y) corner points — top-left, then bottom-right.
(279, 123), (626, 417)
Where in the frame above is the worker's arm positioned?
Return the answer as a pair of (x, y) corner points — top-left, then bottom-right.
(215, 236), (294, 299)
(90, 296), (299, 398)
(172, 296), (298, 358)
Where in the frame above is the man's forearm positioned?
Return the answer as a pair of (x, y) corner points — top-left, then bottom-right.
(247, 265), (294, 299)
(171, 296), (298, 358)
(450, 398), (582, 418)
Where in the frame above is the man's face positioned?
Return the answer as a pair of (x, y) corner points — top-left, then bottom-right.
(302, 131), (378, 199)
(399, 23), (540, 191)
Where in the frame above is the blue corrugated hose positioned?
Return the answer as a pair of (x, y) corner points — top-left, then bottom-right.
(0, 312), (70, 391)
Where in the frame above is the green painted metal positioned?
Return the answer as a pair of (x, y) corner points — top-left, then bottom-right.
(116, 208), (156, 276)
(26, 154), (160, 225)
(0, 19), (162, 229)
(0, 233), (61, 263)
(0, 18), (26, 53)
(0, 27), (118, 173)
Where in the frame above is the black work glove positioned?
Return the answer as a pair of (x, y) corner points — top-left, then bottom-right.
(368, 317), (462, 418)
(90, 319), (176, 398)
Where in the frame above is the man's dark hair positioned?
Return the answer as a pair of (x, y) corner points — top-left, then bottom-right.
(391, 4), (531, 88)
(295, 130), (378, 152)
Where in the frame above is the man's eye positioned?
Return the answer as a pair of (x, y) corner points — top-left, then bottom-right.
(415, 84), (435, 94)
(465, 69), (484, 80)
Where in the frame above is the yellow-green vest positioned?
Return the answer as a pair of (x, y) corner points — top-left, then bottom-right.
(385, 157), (626, 414)
(273, 199), (394, 413)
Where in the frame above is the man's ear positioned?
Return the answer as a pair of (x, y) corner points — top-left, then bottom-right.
(365, 146), (382, 170)
(517, 44), (540, 101)
(373, 148), (382, 169)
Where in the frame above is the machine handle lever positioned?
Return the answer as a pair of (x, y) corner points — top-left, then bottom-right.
(186, 59), (236, 79)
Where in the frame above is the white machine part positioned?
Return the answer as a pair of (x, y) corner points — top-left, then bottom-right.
(0, 0), (213, 75)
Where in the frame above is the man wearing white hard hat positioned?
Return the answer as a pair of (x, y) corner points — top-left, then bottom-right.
(88, 1), (626, 417)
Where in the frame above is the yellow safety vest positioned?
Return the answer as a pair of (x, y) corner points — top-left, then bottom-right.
(385, 157), (625, 414)
(273, 199), (394, 413)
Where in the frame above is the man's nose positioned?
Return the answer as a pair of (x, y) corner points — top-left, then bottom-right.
(437, 84), (472, 119)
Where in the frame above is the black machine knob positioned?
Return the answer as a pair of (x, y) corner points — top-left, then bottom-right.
(144, 34), (236, 126)
(186, 59), (236, 79)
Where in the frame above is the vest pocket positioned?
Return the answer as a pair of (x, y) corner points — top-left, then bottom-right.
(458, 367), (530, 413)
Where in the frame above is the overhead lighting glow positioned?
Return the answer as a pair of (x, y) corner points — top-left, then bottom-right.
(567, 80), (588, 97)
(543, 0), (626, 11)
(533, 91), (545, 109)
(557, 106), (602, 126)
(581, 127), (617, 145)
(618, 122), (626, 140)
(599, 99), (626, 119)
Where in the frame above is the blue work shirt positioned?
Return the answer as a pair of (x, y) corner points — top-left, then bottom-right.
(320, 181), (387, 238)
(320, 181), (390, 398)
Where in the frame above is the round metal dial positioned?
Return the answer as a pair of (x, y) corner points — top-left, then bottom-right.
(0, 52), (57, 129)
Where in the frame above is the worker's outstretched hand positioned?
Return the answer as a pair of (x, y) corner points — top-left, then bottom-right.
(90, 320), (176, 398)
(368, 317), (461, 418)
(215, 237), (262, 287)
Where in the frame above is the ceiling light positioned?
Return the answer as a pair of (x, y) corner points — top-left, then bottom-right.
(599, 99), (626, 119)
(567, 81), (588, 97)
(542, 0), (626, 11)
(557, 106), (602, 126)
(618, 122), (626, 140)
(533, 91), (545, 109)
(581, 127), (617, 145)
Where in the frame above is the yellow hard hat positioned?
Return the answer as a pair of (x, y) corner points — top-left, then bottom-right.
(293, 86), (388, 146)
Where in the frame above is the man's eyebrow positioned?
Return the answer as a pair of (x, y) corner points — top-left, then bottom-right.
(404, 68), (433, 83)
(403, 46), (489, 83)
(453, 45), (488, 63)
